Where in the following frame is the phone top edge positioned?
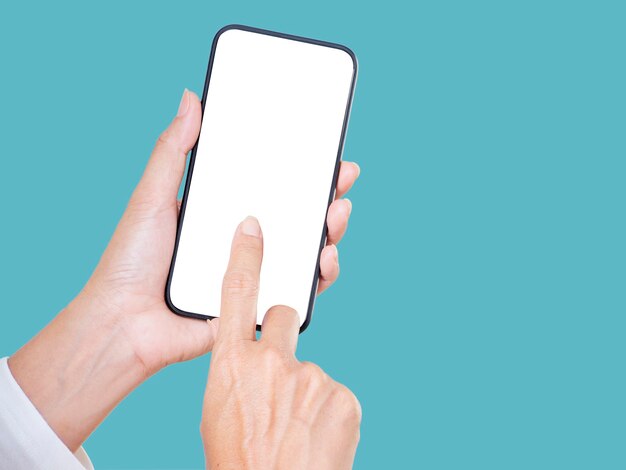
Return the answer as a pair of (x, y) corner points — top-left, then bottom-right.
(214, 24), (358, 74)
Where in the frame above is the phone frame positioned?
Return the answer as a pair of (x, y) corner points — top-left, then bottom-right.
(165, 24), (358, 333)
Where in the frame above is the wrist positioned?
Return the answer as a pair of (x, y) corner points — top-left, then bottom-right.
(9, 292), (148, 451)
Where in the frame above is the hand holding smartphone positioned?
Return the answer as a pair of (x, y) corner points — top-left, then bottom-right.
(166, 25), (358, 331)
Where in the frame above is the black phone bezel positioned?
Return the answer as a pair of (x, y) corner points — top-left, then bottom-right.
(165, 24), (358, 333)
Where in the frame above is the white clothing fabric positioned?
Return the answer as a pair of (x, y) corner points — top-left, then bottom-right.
(0, 357), (93, 469)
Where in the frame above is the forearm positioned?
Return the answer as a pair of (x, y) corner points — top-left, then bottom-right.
(8, 293), (146, 452)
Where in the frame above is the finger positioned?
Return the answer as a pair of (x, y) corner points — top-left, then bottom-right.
(219, 216), (264, 341)
(135, 308), (219, 372)
(260, 305), (300, 355)
(130, 89), (202, 211)
(317, 244), (339, 294)
(171, 316), (220, 362)
(335, 161), (360, 199)
(326, 198), (352, 246)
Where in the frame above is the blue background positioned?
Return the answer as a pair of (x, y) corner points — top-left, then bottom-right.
(1, 1), (625, 468)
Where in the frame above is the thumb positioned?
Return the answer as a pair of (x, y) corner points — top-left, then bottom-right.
(167, 316), (221, 364)
(130, 89), (202, 211)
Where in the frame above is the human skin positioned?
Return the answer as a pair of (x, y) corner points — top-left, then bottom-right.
(8, 89), (360, 452)
(202, 216), (361, 470)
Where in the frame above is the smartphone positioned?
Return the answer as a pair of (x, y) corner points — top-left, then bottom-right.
(166, 25), (357, 332)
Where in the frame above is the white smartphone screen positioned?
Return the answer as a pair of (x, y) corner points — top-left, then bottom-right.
(167, 26), (357, 330)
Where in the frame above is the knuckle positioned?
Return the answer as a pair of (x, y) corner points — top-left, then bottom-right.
(156, 129), (185, 157)
(126, 200), (168, 222)
(261, 345), (288, 370)
(222, 269), (259, 298)
(333, 384), (362, 424)
(234, 235), (261, 250)
(299, 361), (327, 387)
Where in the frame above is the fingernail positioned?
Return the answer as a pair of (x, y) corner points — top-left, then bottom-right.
(240, 216), (262, 238)
(354, 163), (361, 178)
(177, 89), (190, 117)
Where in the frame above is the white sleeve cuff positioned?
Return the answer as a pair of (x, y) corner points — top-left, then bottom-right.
(0, 356), (94, 470)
